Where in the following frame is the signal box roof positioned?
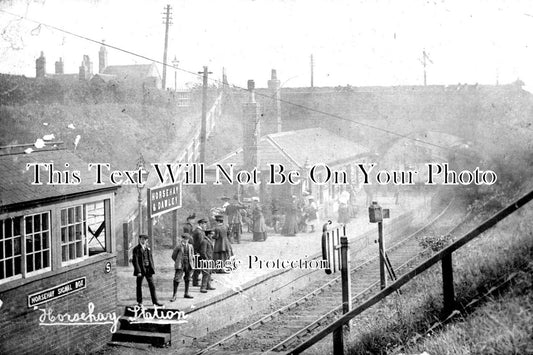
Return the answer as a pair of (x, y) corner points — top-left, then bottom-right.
(0, 147), (117, 212)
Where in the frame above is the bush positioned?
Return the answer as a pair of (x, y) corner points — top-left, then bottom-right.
(419, 233), (453, 252)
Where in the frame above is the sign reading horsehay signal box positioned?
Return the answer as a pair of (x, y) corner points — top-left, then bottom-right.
(147, 182), (182, 218)
(28, 277), (87, 308)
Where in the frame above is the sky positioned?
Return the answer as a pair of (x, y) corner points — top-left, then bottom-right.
(1, 0), (533, 90)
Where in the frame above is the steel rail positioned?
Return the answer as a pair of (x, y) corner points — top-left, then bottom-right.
(195, 196), (457, 355)
(285, 189), (533, 355)
(269, 239), (432, 352)
(273, 195), (497, 353)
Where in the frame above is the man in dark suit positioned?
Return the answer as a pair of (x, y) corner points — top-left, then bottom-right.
(213, 215), (232, 273)
(199, 229), (216, 293)
(170, 233), (194, 301)
(132, 234), (163, 306)
(191, 218), (208, 286)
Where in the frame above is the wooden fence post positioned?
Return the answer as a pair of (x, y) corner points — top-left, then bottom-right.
(332, 327), (344, 355)
(340, 236), (352, 323)
(442, 253), (455, 315)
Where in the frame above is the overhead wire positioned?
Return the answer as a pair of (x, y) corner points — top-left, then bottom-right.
(0, 8), (485, 156)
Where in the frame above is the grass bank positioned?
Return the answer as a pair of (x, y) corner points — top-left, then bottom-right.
(307, 193), (533, 355)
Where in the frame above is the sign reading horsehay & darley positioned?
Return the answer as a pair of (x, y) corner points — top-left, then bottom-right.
(147, 182), (182, 218)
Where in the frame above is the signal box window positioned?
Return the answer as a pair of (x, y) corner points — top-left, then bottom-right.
(0, 217), (22, 282)
(25, 212), (51, 275)
(87, 201), (107, 255)
(61, 205), (87, 263)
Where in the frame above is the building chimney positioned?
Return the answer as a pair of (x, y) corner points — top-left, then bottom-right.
(247, 79), (256, 102)
(243, 79), (260, 171)
(78, 55), (93, 80)
(55, 57), (64, 74)
(267, 69), (281, 133)
(36, 51), (46, 78)
(99, 41), (107, 73)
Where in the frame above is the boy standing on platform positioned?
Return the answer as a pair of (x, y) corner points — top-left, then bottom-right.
(199, 229), (216, 293)
(192, 219), (208, 286)
(170, 233), (194, 301)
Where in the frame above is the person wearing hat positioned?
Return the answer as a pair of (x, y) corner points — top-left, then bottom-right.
(225, 195), (247, 244)
(191, 218), (208, 286)
(306, 196), (318, 233)
(252, 198), (268, 242)
(170, 233), (194, 301)
(132, 234), (163, 306)
(213, 215), (232, 272)
(220, 196), (231, 224)
(281, 195), (299, 236)
(183, 213), (196, 236)
(199, 229), (216, 293)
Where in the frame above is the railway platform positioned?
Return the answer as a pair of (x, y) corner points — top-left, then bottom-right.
(113, 192), (429, 350)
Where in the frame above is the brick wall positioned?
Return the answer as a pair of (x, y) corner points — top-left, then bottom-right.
(0, 255), (117, 355)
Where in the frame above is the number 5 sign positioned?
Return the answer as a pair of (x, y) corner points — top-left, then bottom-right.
(104, 261), (111, 274)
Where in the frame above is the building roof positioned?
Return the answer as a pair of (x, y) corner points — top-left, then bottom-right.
(0, 148), (117, 212)
(209, 127), (370, 171)
(102, 63), (160, 80)
(90, 73), (117, 84)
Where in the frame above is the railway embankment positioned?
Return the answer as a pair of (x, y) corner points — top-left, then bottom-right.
(326, 192), (533, 355)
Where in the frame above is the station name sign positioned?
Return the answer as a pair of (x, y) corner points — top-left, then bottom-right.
(28, 277), (86, 308)
(147, 182), (182, 218)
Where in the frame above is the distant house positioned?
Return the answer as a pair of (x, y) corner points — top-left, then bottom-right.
(102, 63), (162, 89)
(34, 49), (163, 92)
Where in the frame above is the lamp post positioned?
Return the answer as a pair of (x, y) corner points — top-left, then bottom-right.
(136, 154), (148, 235)
(172, 56), (179, 92)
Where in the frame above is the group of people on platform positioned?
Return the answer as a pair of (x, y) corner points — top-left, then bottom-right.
(132, 214), (234, 306)
(132, 193), (352, 306)
(175, 214), (236, 300)
(278, 195), (319, 236)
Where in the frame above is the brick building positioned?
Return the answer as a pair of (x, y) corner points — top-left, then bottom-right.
(0, 146), (119, 354)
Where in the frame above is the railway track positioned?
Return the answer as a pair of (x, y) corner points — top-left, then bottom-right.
(194, 197), (464, 354)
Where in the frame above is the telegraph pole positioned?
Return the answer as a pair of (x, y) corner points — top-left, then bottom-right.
(197, 66), (212, 203)
(420, 49), (433, 86)
(161, 4), (172, 90)
(310, 54), (314, 88)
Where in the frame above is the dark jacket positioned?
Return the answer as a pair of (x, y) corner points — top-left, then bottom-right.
(213, 224), (231, 252)
(171, 240), (194, 270)
(252, 205), (267, 233)
(192, 227), (206, 253)
(199, 235), (214, 261)
(132, 244), (155, 276)
(225, 202), (246, 224)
